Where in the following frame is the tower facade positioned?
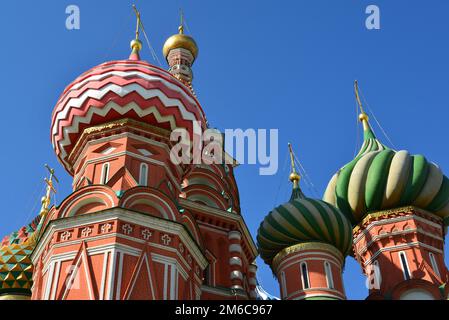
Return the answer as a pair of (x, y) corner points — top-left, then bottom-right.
(0, 9), (257, 300)
(352, 206), (447, 299)
(257, 145), (353, 300)
(323, 82), (449, 300)
(162, 22), (198, 89)
(271, 242), (347, 300)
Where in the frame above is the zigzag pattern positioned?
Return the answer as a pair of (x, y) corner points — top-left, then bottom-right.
(51, 60), (206, 173)
(55, 100), (181, 170)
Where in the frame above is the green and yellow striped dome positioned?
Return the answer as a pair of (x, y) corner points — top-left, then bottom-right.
(323, 116), (449, 226)
(257, 187), (353, 266)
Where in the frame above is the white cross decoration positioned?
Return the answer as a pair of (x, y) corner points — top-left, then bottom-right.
(187, 254), (192, 265)
(122, 224), (133, 235)
(178, 243), (184, 254)
(161, 234), (172, 246)
(141, 229), (152, 240)
(101, 223), (112, 234)
(61, 231), (72, 241)
(81, 227), (92, 238)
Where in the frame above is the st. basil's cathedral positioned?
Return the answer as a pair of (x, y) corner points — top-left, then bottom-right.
(0, 8), (448, 300)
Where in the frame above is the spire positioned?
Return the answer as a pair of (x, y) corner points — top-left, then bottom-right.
(288, 143), (304, 201)
(179, 9), (185, 34)
(39, 164), (58, 217)
(129, 4), (143, 61)
(27, 165), (58, 245)
(353, 81), (387, 158)
(354, 80), (375, 140)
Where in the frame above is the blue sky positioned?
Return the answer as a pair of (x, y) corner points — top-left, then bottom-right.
(0, 1), (448, 300)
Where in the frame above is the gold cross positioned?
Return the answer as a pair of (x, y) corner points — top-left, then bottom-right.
(40, 164), (59, 216)
(132, 4), (142, 41)
(354, 80), (366, 115)
(288, 143), (297, 175)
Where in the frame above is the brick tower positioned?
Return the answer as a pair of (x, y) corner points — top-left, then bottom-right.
(0, 8), (257, 300)
(257, 144), (353, 300)
(323, 81), (449, 300)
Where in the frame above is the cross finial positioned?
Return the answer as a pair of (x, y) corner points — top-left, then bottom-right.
(288, 143), (300, 188)
(354, 80), (371, 131)
(130, 4), (143, 60)
(132, 4), (141, 41)
(40, 164), (59, 216)
(354, 80), (365, 115)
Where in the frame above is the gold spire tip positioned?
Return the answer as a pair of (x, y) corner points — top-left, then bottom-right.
(178, 8), (184, 34)
(288, 143), (300, 185)
(354, 80), (370, 126)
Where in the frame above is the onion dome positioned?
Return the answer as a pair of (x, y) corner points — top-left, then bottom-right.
(1, 216), (40, 247)
(0, 216), (41, 297)
(51, 16), (207, 174)
(0, 166), (57, 298)
(162, 14), (198, 89)
(0, 242), (34, 296)
(162, 24), (198, 62)
(323, 82), (449, 226)
(257, 145), (353, 266)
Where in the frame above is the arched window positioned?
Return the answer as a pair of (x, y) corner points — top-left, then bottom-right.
(429, 252), (440, 279)
(101, 163), (110, 184)
(373, 260), (382, 289)
(300, 262), (310, 289)
(399, 251), (411, 280)
(324, 261), (334, 289)
(139, 163), (148, 186)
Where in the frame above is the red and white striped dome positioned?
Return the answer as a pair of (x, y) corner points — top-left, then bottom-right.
(51, 59), (207, 174)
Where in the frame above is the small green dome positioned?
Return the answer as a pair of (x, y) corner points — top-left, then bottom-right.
(257, 187), (353, 266)
(323, 121), (449, 226)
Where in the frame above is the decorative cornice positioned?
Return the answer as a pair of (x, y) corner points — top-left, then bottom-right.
(272, 242), (344, 272)
(353, 216), (444, 247)
(32, 207), (208, 269)
(361, 241), (444, 266)
(353, 206), (443, 235)
(69, 118), (171, 165)
(355, 227), (444, 254)
(278, 252), (342, 273)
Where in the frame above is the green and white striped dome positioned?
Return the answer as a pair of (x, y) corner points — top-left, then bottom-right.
(323, 118), (449, 226)
(257, 187), (353, 266)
